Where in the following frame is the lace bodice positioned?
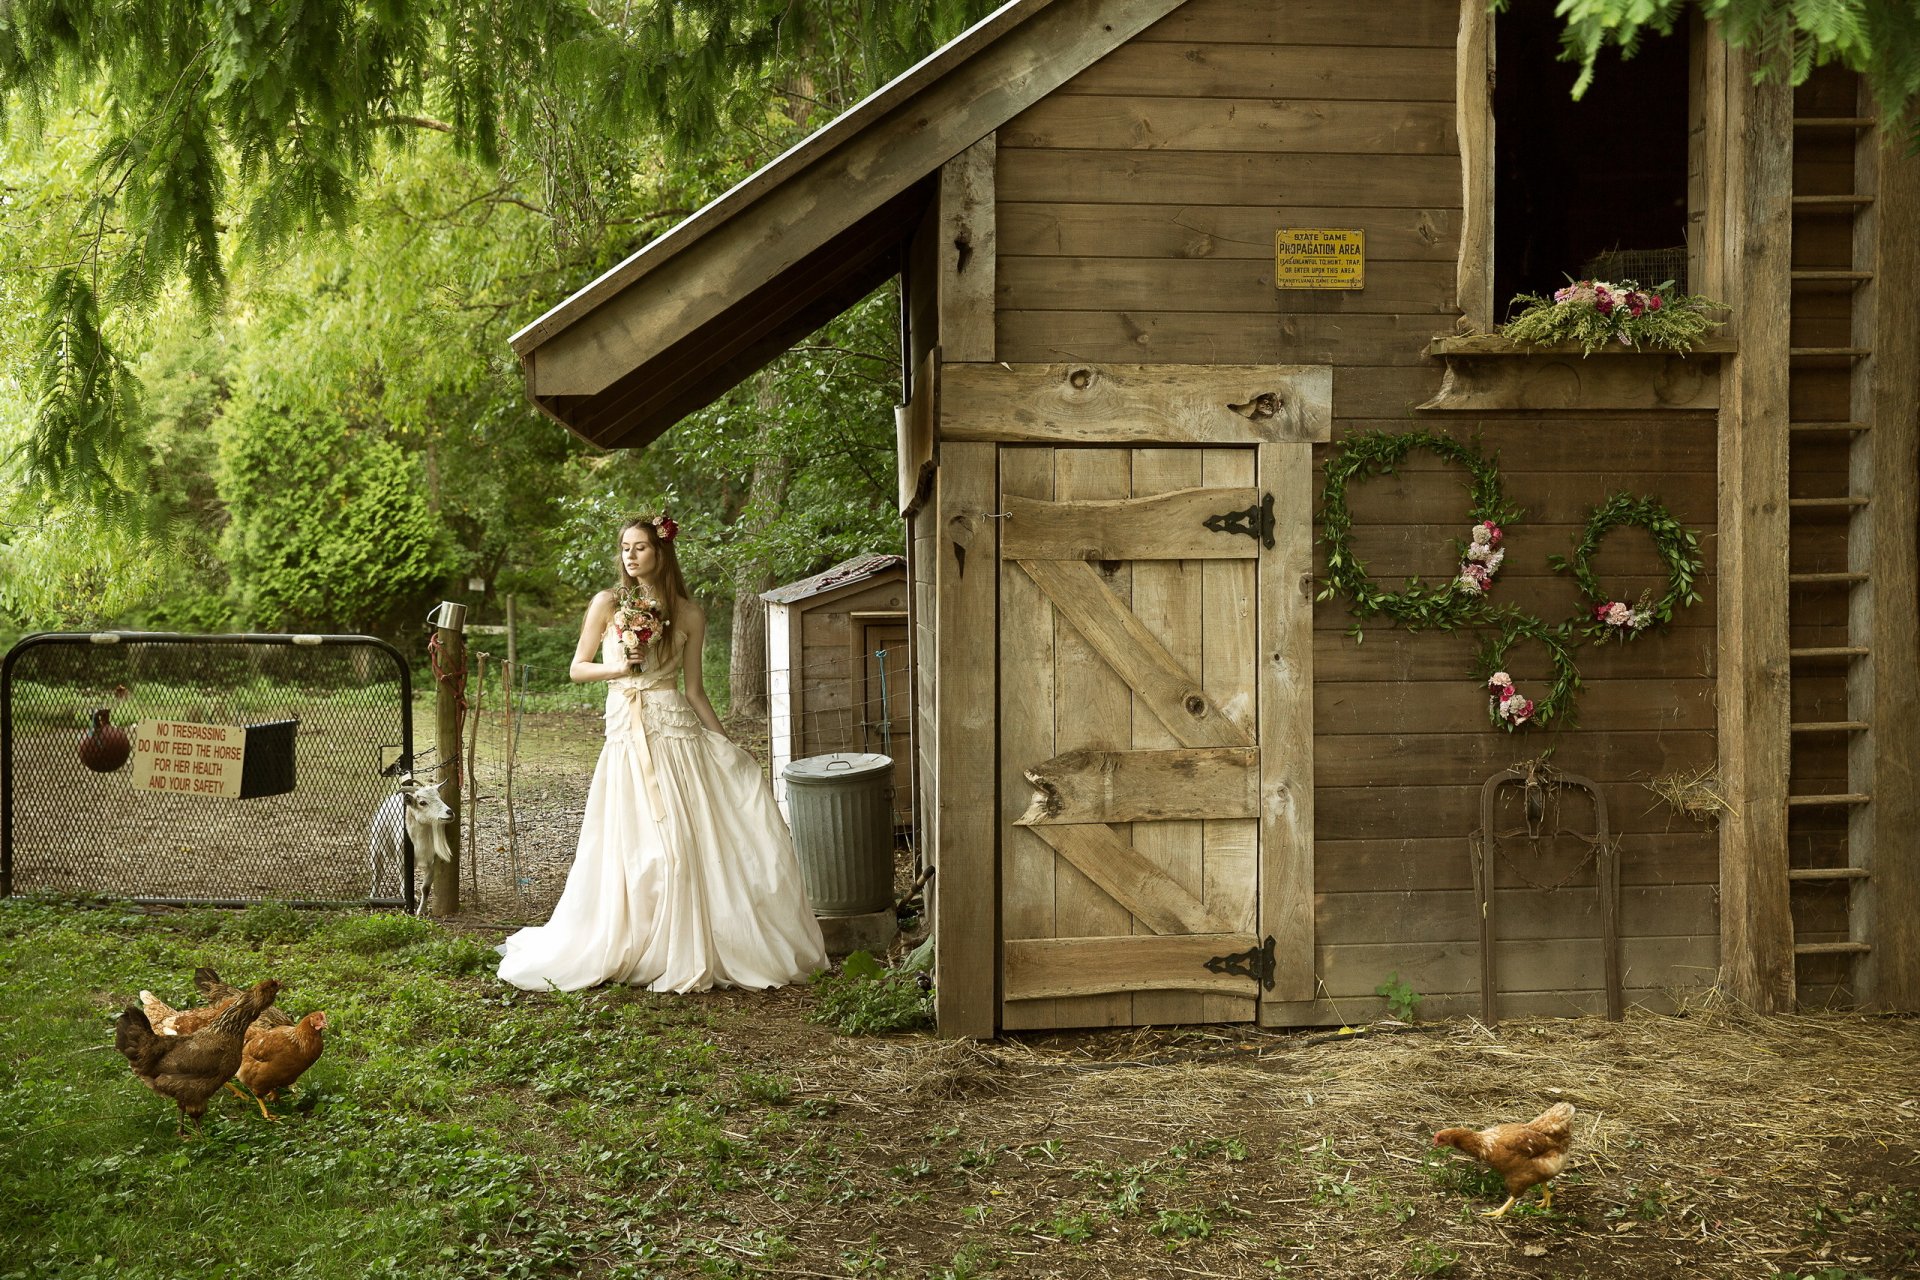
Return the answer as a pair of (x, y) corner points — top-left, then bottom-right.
(603, 624), (687, 691)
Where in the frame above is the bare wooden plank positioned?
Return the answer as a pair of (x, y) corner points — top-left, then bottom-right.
(997, 204), (1460, 262)
(1199, 447), (1262, 1020)
(1258, 439), (1317, 1010)
(1003, 934), (1261, 1002)
(1257, 982), (1711, 1026)
(1313, 679), (1718, 737)
(999, 256), (1457, 315)
(999, 446), (1061, 1031)
(1312, 934), (1719, 1000)
(1001, 95), (1456, 154)
(1017, 745), (1257, 824)
(1316, 833), (1720, 896)
(1418, 353), (1724, 412)
(1135, 0), (1457, 46)
(1456, 0), (1493, 330)
(1313, 780), (1725, 842)
(1053, 42), (1456, 100)
(939, 136), (997, 363)
(933, 441), (999, 1039)
(1019, 558), (1254, 749)
(1045, 447), (1136, 1027)
(996, 311), (1449, 368)
(1323, 884), (1719, 946)
(943, 362), (1332, 445)
(1030, 823), (1241, 936)
(1125, 448), (1215, 1024)
(1859, 122), (1920, 1010)
(1717, 59), (1797, 1013)
(996, 148), (1460, 209)
(1315, 729), (1716, 789)
(1003, 487), (1260, 561)
(897, 350), (937, 514)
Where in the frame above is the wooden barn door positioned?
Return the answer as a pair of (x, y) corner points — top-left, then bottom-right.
(999, 444), (1301, 1028)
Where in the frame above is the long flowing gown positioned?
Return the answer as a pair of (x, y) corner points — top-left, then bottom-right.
(497, 627), (827, 992)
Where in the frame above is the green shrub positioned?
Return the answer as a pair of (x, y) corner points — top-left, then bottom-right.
(809, 950), (933, 1035)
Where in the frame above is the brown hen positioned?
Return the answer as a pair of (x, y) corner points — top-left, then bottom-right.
(139, 968), (291, 1037)
(1432, 1101), (1576, 1218)
(115, 979), (281, 1137)
(230, 1011), (328, 1120)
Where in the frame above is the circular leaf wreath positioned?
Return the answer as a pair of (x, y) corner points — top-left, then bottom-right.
(1547, 492), (1705, 644)
(1472, 610), (1583, 732)
(1319, 431), (1525, 631)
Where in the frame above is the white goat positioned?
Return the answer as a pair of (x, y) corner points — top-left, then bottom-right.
(367, 775), (453, 911)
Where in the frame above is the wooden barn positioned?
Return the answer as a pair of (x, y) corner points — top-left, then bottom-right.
(509, 0), (1920, 1037)
(762, 553), (914, 823)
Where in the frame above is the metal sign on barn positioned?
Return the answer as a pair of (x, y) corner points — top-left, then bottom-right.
(1272, 228), (1365, 290)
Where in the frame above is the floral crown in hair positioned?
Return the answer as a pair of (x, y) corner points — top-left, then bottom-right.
(644, 510), (678, 542)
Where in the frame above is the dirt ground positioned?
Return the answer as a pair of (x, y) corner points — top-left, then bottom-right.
(439, 969), (1918, 1280)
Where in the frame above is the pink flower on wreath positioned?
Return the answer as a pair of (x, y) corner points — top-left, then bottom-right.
(1605, 601), (1633, 627)
(1488, 671), (1514, 693)
(1648, 293), (1663, 312)
(1456, 562), (1491, 594)
(1479, 520), (1503, 546)
(1502, 696), (1536, 725)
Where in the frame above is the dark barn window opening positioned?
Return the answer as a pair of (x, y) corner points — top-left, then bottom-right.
(1493, 8), (1692, 317)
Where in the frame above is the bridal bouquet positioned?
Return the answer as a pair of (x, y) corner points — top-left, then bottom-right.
(613, 588), (667, 668)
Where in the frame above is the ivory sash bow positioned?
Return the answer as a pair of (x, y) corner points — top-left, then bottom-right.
(617, 683), (671, 820)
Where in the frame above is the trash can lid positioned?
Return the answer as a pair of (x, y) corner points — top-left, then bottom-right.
(782, 751), (893, 783)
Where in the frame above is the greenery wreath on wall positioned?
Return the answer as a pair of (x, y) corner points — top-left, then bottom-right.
(1318, 430), (1524, 633)
(1547, 492), (1705, 644)
(1471, 608), (1584, 732)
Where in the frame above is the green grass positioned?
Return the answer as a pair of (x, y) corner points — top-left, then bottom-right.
(0, 898), (825, 1280)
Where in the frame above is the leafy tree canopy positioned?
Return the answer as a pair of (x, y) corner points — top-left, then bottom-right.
(0, 0), (993, 513)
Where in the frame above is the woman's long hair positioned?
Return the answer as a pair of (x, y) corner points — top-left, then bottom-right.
(614, 516), (689, 646)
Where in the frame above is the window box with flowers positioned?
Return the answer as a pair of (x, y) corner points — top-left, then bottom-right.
(1420, 280), (1735, 414)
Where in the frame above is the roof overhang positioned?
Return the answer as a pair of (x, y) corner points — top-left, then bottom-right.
(510, 0), (1187, 450)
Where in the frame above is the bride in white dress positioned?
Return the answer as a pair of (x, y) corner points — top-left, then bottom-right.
(497, 513), (827, 992)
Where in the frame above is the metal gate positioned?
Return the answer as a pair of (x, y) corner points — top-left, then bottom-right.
(2, 632), (416, 907)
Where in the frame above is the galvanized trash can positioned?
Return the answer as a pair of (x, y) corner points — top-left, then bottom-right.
(782, 752), (894, 916)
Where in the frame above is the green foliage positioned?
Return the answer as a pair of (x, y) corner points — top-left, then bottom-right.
(1372, 971), (1423, 1021)
(1537, 1), (1920, 136)
(215, 373), (457, 631)
(1406, 1241), (1461, 1277)
(809, 949), (933, 1035)
(1548, 492), (1706, 643)
(1318, 431), (1523, 634)
(321, 912), (439, 955)
(1501, 279), (1729, 355)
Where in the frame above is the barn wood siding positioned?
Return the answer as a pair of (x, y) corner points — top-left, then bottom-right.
(793, 578), (910, 761)
(995, 0), (1721, 1021)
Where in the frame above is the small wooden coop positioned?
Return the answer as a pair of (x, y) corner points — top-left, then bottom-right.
(511, 0), (1920, 1037)
(762, 554), (914, 824)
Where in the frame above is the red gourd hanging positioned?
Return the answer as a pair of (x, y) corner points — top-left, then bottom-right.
(78, 708), (131, 773)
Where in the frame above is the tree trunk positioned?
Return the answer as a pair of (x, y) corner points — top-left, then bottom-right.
(727, 374), (792, 721)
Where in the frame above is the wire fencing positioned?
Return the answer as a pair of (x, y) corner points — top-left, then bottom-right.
(2, 633), (414, 906)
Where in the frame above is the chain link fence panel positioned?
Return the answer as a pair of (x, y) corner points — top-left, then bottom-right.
(3, 633), (415, 907)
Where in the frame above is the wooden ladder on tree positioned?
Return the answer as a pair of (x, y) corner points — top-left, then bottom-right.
(1783, 68), (1879, 1001)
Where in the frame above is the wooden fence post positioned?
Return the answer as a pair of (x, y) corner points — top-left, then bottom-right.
(429, 602), (465, 916)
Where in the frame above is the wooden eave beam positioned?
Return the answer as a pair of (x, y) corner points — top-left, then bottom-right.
(513, 0), (1186, 414)
(540, 189), (925, 449)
